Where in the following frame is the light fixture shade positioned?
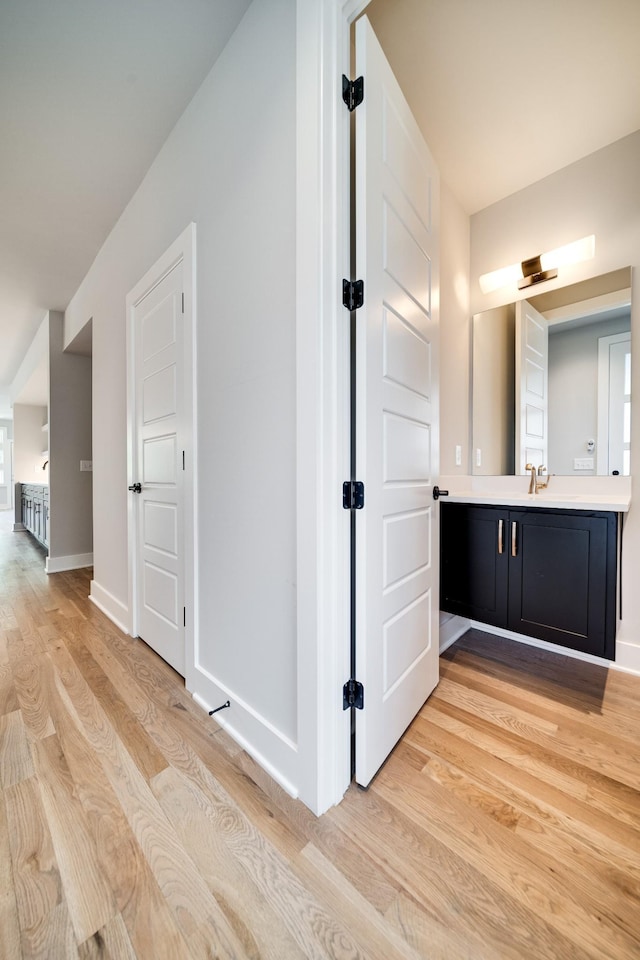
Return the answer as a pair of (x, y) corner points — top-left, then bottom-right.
(479, 235), (596, 295)
(540, 235), (596, 271)
(478, 262), (521, 294)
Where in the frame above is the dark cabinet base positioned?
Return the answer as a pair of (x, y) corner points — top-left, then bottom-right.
(441, 502), (617, 660)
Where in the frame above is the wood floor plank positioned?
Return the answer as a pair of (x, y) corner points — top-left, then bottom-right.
(40, 657), (190, 960)
(0, 662), (19, 716)
(0, 789), (23, 960)
(4, 776), (64, 946)
(0, 710), (35, 786)
(149, 762), (374, 960)
(295, 841), (426, 960)
(412, 740), (640, 909)
(31, 734), (116, 943)
(18, 900), (78, 960)
(47, 642), (249, 960)
(442, 651), (640, 743)
(151, 764), (307, 960)
(331, 782), (584, 960)
(61, 627), (168, 782)
(408, 711), (640, 881)
(384, 892), (503, 960)
(429, 674), (640, 808)
(78, 914), (137, 960)
(423, 694), (640, 839)
(373, 753), (639, 960)
(11, 657), (55, 740)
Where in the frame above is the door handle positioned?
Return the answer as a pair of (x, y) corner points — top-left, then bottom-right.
(128, 482), (142, 493)
(511, 521), (518, 557)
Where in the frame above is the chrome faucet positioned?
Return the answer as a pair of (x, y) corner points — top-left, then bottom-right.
(526, 463), (549, 494)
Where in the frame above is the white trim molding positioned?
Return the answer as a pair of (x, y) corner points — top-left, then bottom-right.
(89, 579), (131, 636)
(46, 552), (93, 574)
(294, 0), (358, 815)
(191, 670), (300, 798)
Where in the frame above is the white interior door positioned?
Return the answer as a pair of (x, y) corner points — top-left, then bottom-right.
(130, 260), (185, 675)
(515, 299), (549, 474)
(354, 16), (440, 787)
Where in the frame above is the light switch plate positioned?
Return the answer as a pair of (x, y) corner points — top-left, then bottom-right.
(80, 460), (93, 472)
(455, 445), (462, 466)
(573, 457), (594, 471)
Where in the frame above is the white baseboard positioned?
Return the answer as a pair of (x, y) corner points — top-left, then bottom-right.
(13, 522), (26, 532)
(606, 639), (640, 677)
(46, 552), (93, 574)
(188, 668), (299, 799)
(89, 580), (131, 635)
(439, 613), (470, 654)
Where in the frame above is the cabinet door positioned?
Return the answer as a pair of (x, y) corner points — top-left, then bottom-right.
(42, 503), (49, 548)
(508, 510), (616, 658)
(34, 498), (42, 542)
(441, 503), (509, 625)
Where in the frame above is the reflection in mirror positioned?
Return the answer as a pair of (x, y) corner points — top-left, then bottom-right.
(472, 267), (632, 476)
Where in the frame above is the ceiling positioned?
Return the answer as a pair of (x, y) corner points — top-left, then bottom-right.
(0, 0), (252, 412)
(365, 0), (640, 212)
(2, 0), (640, 416)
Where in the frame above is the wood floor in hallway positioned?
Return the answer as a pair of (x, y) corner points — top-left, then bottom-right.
(1, 509), (640, 959)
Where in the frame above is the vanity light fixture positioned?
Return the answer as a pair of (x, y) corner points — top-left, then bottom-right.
(479, 235), (596, 294)
(518, 254), (557, 290)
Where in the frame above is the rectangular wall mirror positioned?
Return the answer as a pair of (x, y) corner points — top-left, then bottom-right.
(472, 267), (632, 476)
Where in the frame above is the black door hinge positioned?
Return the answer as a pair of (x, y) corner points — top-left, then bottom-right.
(343, 480), (364, 510)
(342, 75), (364, 112)
(342, 279), (364, 311)
(343, 678), (364, 710)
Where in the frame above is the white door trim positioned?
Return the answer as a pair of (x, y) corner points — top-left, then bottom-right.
(295, 0), (370, 814)
(126, 223), (197, 674)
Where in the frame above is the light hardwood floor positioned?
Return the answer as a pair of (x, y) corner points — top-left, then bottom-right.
(1, 510), (639, 959)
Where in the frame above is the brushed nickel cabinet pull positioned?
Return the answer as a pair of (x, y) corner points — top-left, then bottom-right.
(498, 518), (504, 554)
(511, 521), (517, 557)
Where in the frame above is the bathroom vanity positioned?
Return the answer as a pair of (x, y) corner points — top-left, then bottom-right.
(439, 478), (630, 662)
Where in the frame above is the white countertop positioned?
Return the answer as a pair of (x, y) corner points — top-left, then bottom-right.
(438, 475), (631, 513)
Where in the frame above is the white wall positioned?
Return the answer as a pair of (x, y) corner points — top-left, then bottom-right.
(13, 403), (47, 483)
(10, 314), (48, 408)
(439, 183), (471, 474)
(64, 0), (299, 787)
(470, 130), (640, 671)
(48, 312), (93, 568)
(0, 418), (13, 509)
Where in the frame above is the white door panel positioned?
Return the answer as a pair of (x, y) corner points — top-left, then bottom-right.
(131, 260), (185, 675)
(355, 16), (440, 787)
(516, 300), (549, 474)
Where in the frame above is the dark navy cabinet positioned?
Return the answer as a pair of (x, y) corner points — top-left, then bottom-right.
(440, 502), (617, 660)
